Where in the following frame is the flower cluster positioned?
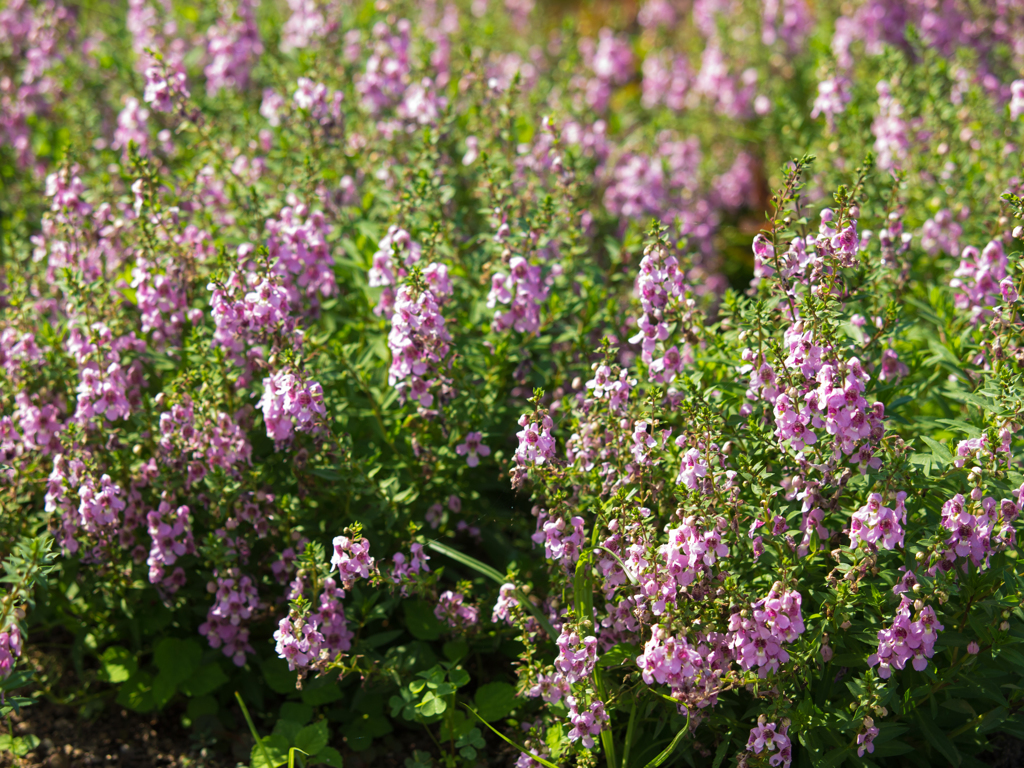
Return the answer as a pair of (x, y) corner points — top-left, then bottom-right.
(274, 577), (354, 673)
(368, 226), (421, 316)
(630, 242), (692, 383)
(158, 397), (251, 484)
(849, 492), (907, 550)
(532, 512), (585, 565)
(492, 583), (519, 625)
(746, 719), (793, 768)
(566, 696), (609, 749)
(513, 412), (557, 482)
(199, 569), (260, 666)
(390, 543), (430, 596)
(867, 596), (943, 678)
(950, 240), (1009, 323)
(434, 591), (479, 629)
(488, 256), (549, 335)
(730, 585), (805, 678)
(330, 534), (375, 588)
(265, 205), (337, 306)
(387, 264), (452, 409)
(0, 624), (23, 680)
(146, 500), (194, 591)
(258, 370), (327, 445)
(555, 626), (598, 685)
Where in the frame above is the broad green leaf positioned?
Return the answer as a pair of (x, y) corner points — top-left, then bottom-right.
(920, 436), (953, 463)
(98, 646), (137, 683)
(301, 679), (344, 707)
(404, 600), (444, 641)
(153, 638), (202, 686)
(312, 746), (344, 767)
(417, 692), (447, 717)
(250, 734), (290, 768)
(273, 719), (304, 745)
(280, 702), (314, 725)
(474, 681), (518, 722)
(449, 667), (471, 688)
(116, 671), (155, 713)
(180, 663), (229, 697)
(260, 657), (299, 695)
(295, 721), (329, 755)
(443, 640), (468, 662)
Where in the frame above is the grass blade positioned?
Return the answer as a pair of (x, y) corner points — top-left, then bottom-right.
(235, 691), (275, 768)
(642, 711), (689, 768)
(427, 540), (557, 639)
(463, 704), (562, 768)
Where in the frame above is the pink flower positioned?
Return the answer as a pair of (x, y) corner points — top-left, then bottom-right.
(435, 591), (479, 628)
(456, 432), (491, 467)
(746, 719), (792, 768)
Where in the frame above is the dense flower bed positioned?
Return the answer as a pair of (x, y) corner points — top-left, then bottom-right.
(2, 0), (1024, 766)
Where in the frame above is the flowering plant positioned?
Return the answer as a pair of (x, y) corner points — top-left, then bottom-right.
(3, 0), (1024, 766)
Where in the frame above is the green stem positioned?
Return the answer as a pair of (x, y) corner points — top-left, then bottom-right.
(621, 697), (638, 768)
(235, 691), (274, 768)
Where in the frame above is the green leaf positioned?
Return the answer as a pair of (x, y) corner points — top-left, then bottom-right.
(151, 670), (177, 709)
(280, 703), (314, 725)
(915, 709), (961, 766)
(274, 719), (304, 745)
(597, 643), (640, 668)
(153, 638), (202, 686)
(295, 721), (329, 755)
(711, 739), (729, 768)
(417, 692), (447, 717)
(361, 630), (403, 649)
(98, 646), (137, 683)
(642, 722), (688, 768)
(920, 436), (953, 463)
(14, 734), (39, 757)
(546, 723), (564, 758)
(404, 600), (444, 641)
(115, 670), (155, 713)
(250, 734), (290, 768)
(180, 663), (229, 697)
(312, 746), (344, 767)
(301, 679), (344, 707)
(426, 540), (505, 582)
(449, 667), (470, 688)
(443, 640), (469, 662)
(347, 713), (393, 739)
(573, 549), (594, 626)
(474, 682), (518, 722)
(261, 657), (299, 695)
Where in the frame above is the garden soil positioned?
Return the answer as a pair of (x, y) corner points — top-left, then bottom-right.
(0, 698), (522, 768)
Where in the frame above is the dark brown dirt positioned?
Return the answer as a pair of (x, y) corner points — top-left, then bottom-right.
(0, 700), (229, 768)
(0, 696), (519, 768)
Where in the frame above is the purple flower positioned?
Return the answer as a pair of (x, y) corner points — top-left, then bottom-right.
(867, 596), (943, 678)
(455, 432), (491, 467)
(435, 591), (479, 628)
(746, 719), (793, 768)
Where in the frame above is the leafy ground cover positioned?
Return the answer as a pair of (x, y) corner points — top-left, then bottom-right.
(3, 0), (1024, 767)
